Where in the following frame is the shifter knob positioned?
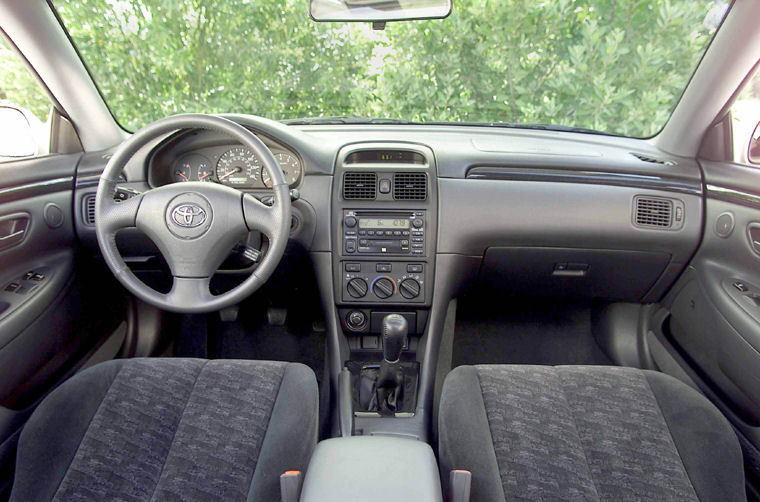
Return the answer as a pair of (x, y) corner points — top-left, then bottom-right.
(382, 314), (408, 363)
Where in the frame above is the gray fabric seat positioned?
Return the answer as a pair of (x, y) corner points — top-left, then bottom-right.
(439, 365), (746, 502)
(10, 358), (318, 502)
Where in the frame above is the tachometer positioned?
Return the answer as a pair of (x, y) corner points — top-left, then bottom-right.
(216, 147), (260, 186)
(262, 152), (302, 188)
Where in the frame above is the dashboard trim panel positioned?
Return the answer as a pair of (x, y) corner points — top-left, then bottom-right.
(466, 166), (702, 196)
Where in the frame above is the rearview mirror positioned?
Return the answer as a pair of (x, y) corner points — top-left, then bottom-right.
(749, 121), (760, 165)
(0, 105), (37, 159)
(310, 0), (452, 23)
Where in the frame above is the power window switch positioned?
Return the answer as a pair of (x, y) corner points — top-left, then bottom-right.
(5, 282), (21, 293)
(23, 271), (35, 280)
(733, 281), (750, 293)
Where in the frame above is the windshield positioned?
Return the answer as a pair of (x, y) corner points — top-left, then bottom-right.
(53, 0), (726, 137)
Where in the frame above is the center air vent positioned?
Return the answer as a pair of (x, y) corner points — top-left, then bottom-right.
(82, 194), (96, 225)
(634, 196), (673, 228)
(343, 172), (377, 200)
(393, 172), (427, 200)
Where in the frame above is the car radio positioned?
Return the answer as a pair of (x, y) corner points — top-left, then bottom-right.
(342, 210), (425, 256)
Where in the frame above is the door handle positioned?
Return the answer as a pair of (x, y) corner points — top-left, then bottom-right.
(0, 213), (29, 251)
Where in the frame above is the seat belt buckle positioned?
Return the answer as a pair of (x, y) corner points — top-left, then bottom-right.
(280, 470), (303, 502)
(450, 469), (472, 502)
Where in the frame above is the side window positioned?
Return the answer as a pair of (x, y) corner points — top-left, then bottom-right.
(731, 65), (760, 166)
(0, 36), (52, 162)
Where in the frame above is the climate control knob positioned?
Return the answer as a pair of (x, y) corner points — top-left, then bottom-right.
(399, 278), (421, 299)
(347, 278), (368, 298)
(373, 277), (396, 299)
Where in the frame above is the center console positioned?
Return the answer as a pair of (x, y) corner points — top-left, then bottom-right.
(331, 142), (437, 438)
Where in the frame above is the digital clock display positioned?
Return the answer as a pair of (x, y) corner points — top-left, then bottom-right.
(358, 218), (410, 229)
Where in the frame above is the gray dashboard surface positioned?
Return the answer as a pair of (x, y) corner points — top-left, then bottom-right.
(71, 118), (703, 302)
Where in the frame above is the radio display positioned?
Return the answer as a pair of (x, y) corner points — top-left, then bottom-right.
(358, 218), (410, 229)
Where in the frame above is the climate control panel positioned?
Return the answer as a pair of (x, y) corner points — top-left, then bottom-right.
(341, 261), (425, 303)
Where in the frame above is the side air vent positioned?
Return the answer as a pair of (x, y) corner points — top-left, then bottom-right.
(343, 171), (377, 200)
(634, 196), (673, 228)
(631, 152), (676, 166)
(82, 194), (96, 225)
(393, 172), (427, 200)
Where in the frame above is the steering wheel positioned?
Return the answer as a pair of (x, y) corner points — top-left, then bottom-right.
(95, 114), (291, 313)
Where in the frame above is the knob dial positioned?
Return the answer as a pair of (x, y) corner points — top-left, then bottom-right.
(347, 278), (368, 298)
(399, 278), (421, 299)
(346, 310), (367, 330)
(373, 277), (395, 299)
(412, 218), (424, 228)
(344, 215), (357, 228)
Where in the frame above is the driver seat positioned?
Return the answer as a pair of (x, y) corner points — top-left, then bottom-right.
(9, 358), (318, 502)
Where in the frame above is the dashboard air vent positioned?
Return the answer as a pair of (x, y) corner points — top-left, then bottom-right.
(343, 172), (377, 200)
(631, 152), (676, 166)
(634, 196), (672, 228)
(393, 172), (427, 200)
(82, 194), (96, 225)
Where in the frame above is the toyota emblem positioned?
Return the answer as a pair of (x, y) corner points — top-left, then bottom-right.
(171, 203), (207, 228)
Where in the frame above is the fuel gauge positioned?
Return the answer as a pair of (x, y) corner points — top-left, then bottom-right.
(173, 154), (212, 183)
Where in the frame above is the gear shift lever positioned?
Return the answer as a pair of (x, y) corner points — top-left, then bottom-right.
(370, 314), (408, 414)
(382, 314), (408, 362)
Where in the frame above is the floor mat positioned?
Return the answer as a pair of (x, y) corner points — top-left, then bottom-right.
(452, 296), (611, 368)
(207, 303), (325, 384)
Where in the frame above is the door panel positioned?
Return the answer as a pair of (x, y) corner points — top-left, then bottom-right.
(664, 159), (760, 492)
(0, 153), (129, 498)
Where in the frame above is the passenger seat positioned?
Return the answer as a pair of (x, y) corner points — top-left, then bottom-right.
(439, 365), (745, 501)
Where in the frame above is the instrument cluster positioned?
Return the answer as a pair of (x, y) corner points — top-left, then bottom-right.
(169, 146), (302, 189)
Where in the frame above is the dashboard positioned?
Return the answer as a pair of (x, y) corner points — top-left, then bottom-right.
(148, 133), (303, 189)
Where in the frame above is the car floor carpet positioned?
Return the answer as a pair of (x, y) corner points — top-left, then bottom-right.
(452, 296), (611, 368)
(206, 304), (326, 385)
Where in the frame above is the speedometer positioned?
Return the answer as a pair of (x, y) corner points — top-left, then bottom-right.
(262, 152), (302, 188)
(216, 147), (260, 186)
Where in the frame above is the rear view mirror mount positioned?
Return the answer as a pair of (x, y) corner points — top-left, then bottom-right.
(309, 0), (452, 26)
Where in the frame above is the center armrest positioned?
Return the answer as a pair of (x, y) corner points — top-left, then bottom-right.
(299, 436), (442, 502)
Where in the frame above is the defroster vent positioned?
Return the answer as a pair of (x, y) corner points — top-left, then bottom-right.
(634, 196), (672, 228)
(343, 172), (377, 200)
(82, 194), (96, 226)
(393, 172), (427, 200)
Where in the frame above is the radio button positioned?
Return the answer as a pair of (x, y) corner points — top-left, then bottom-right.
(402, 231), (409, 236)
(393, 230), (401, 236)
(401, 240), (409, 246)
(345, 240), (356, 253)
(367, 230), (375, 236)
(359, 239), (368, 246)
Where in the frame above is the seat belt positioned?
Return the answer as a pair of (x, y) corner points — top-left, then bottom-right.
(280, 470), (303, 502)
(450, 470), (472, 502)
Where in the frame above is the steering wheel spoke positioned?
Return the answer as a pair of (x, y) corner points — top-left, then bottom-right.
(98, 190), (143, 234)
(166, 276), (214, 305)
(242, 191), (282, 237)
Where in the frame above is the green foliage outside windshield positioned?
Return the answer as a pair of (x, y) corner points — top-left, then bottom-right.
(27, 1), (724, 136)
